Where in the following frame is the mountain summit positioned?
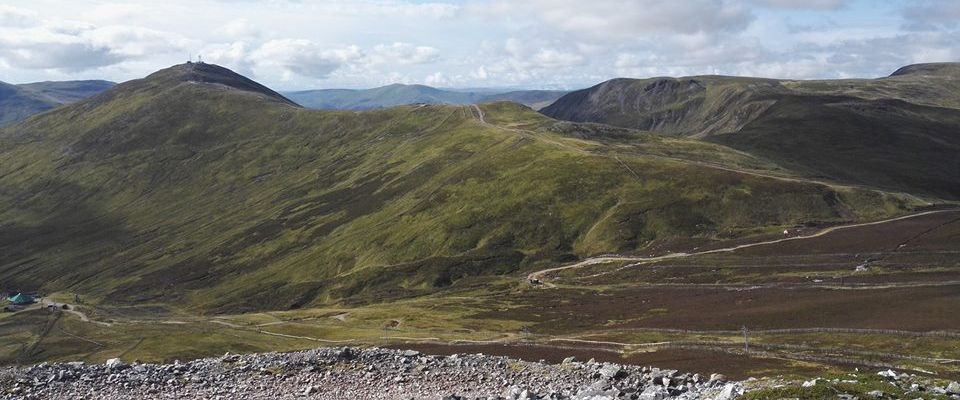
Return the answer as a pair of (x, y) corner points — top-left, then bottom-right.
(101, 62), (299, 107)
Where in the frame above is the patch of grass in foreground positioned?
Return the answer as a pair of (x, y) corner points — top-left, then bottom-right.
(743, 374), (954, 400)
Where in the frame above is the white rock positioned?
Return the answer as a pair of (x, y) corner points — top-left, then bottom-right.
(948, 381), (960, 395)
(712, 383), (743, 400)
(802, 378), (819, 388)
(877, 369), (898, 379)
(638, 385), (668, 400)
(598, 364), (622, 379)
(105, 358), (125, 370)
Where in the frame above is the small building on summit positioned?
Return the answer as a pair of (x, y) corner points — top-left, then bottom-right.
(7, 293), (36, 305)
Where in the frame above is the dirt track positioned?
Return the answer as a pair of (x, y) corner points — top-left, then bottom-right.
(527, 209), (960, 287)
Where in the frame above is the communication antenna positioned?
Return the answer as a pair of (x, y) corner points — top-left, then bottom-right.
(198, 54), (203, 64)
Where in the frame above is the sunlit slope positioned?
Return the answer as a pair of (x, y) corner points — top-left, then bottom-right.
(0, 64), (915, 313)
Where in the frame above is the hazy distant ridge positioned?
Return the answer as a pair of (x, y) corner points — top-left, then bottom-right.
(0, 79), (114, 126)
(285, 83), (567, 110)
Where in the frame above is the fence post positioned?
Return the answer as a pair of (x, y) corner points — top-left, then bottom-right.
(742, 326), (750, 353)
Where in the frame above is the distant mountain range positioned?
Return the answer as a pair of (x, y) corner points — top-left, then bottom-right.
(284, 83), (568, 110)
(0, 80), (115, 126)
(0, 78), (564, 126)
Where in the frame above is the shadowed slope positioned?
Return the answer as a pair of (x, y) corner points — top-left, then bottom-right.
(17, 80), (115, 104)
(0, 80), (115, 126)
(890, 62), (960, 77)
(541, 76), (784, 137)
(0, 81), (54, 126)
(542, 63), (960, 200)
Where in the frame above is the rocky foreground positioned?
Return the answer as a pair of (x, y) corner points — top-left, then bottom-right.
(0, 347), (741, 399)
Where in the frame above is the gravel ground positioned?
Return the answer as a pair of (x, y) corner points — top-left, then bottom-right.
(0, 347), (742, 399)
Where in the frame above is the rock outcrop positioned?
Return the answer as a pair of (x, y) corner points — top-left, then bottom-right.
(0, 347), (738, 399)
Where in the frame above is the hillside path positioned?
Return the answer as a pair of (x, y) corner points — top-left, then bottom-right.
(526, 209), (960, 287)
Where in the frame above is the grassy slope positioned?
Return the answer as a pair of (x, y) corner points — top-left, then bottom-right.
(541, 64), (960, 200)
(0, 63), (914, 314)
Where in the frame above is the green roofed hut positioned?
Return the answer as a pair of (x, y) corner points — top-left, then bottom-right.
(7, 293), (36, 305)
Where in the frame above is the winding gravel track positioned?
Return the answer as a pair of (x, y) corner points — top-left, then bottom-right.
(527, 209), (960, 287)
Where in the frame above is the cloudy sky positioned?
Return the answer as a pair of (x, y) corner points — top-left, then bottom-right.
(0, 0), (958, 90)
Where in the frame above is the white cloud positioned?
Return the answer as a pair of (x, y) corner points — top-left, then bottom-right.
(468, 38), (590, 84)
(203, 41), (255, 75)
(0, 21), (186, 72)
(217, 19), (261, 39)
(752, 0), (846, 10)
(0, 5), (39, 28)
(471, 65), (488, 80)
(370, 42), (440, 65)
(311, 1), (461, 19)
(803, 30), (960, 75)
(424, 71), (449, 86)
(530, 49), (586, 69)
(484, 0), (754, 38)
(902, 0), (960, 31)
(201, 38), (442, 82)
(250, 39), (363, 80)
(0, 0), (956, 88)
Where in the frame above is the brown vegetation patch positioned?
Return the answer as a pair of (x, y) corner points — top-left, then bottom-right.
(488, 285), (960, 332)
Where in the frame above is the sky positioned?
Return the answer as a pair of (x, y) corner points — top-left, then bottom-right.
(0, 0), (958, 90)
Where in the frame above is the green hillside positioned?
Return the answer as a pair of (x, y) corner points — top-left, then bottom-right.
(0, 63), (918, 313)
(541, 63), (960, 199)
